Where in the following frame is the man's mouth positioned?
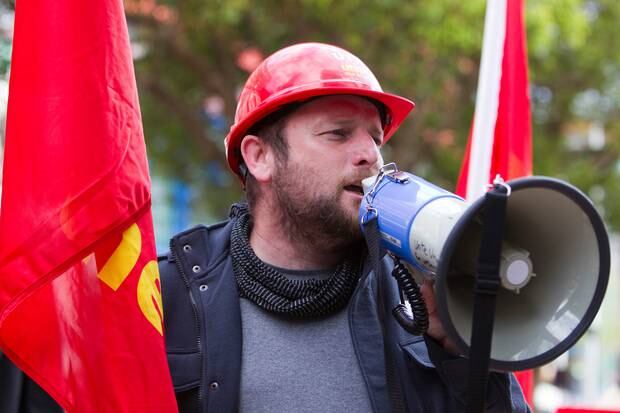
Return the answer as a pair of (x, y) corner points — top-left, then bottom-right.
(344, 184), (364, 196)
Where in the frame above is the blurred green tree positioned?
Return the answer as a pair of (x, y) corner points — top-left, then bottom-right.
(104, 0), (620, 226)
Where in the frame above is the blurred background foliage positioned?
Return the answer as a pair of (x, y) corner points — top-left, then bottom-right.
(2, 0), (620, 227)
(113, 0), (620, 227)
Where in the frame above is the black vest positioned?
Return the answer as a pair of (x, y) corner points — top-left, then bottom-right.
(159, 219), (530, 413)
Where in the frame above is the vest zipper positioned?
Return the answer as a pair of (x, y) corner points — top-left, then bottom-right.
(169, 238), (205, 408)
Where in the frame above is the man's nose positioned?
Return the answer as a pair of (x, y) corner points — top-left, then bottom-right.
(351, 132), (382, 168)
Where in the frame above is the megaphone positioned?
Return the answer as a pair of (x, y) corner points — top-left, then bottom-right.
(360, 163), (610, 372)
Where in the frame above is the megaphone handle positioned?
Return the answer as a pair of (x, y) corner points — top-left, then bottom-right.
(390, 256), (429, 335)
(466, 185), (509, 413)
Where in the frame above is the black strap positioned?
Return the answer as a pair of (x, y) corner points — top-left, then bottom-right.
(363, 217), (405, 413)
(466, 186), (509, 413)
(364, 217), (384, 300)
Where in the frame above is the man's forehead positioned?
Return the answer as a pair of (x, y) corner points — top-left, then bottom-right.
(294, 95), (383, 124)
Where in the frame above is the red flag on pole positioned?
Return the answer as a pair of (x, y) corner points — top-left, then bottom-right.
(455, 0), (534, 405)
(456, 0), (532, 198)
(0, 1), (178, 412)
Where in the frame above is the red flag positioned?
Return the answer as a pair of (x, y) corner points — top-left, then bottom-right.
(455, 0), (534, 405)
(456, 0), (532, 199)
(0, 1), (177, 412)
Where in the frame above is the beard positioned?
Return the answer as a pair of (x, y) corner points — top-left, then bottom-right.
(271, 161), (365, 252)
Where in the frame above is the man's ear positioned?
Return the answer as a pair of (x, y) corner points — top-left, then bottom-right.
(239, 135), (274, 183)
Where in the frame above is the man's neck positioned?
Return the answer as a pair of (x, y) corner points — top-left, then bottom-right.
(248, 205), (350, 271)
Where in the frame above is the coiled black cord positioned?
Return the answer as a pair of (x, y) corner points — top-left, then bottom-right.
(230, 205), (361, 318)
(390, 256), (429, 335)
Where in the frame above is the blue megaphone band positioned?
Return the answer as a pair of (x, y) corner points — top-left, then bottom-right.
(360, 169), (462, 273)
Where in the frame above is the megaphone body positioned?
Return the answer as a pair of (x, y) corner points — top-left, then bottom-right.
(360, 164), (610, 371)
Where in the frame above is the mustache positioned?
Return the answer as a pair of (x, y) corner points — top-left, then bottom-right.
(342, 170), (379, 187)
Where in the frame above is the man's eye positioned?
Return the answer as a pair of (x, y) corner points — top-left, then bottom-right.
(329, 129), (347, 137)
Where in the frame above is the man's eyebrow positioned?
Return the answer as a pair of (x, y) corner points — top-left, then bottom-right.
(319, 118), (384, 137)
(322, 118), (355, 126)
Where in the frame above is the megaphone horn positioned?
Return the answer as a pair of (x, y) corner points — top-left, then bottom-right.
(360, 163), (610, 372)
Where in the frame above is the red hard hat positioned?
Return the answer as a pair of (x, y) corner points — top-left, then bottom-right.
(225, 42), (415, 179)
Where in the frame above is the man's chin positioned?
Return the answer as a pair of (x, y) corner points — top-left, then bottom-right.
(343, 199), (362, 224)
(342, 205), (364, 240)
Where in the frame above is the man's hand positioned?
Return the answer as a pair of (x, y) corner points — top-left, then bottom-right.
(419, 279), (461, 355)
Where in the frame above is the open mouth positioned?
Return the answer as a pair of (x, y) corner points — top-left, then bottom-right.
(344, 184), (364, 196)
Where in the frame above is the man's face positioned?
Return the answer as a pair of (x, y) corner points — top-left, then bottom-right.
(271, 95), (385, 249)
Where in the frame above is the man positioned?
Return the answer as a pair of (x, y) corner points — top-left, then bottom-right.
(159, 42), (530, 412)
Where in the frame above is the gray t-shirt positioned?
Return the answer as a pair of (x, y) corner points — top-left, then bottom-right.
(239, 267), (373, 413)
